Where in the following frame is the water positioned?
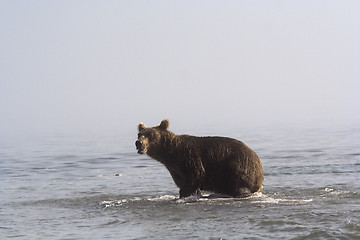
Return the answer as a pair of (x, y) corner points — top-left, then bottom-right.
(1, 125), (360, 239)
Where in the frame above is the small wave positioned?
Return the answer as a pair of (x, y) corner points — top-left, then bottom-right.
(345, 220), (360, 232)
(133, 165), (148, 168)
(97, 157), (119, 160)
(148, 195), (177, 201)
(100, 197), (142, 209)
(100, 199), (127, 208)
(246, 192), (313, 205)
(99, 192), (314, 209)
(175, 192), (313, 205)
(322, 187), (350, 196)
(100, 195), (177, 209)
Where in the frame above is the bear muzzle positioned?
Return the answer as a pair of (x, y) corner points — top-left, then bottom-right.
(135, 140), (147, 154)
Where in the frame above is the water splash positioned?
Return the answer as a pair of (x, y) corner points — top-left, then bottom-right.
(322, 187), (350, 195)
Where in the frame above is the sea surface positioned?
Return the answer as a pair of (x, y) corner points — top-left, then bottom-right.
(1, 125), (359, 239)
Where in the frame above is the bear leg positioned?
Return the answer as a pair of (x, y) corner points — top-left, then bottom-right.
(234, 187), (251, 198)
(180, 186), (200, 198)
(179, 180), (201, 198)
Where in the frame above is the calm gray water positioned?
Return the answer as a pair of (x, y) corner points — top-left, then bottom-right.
(1, 125), (359, 239)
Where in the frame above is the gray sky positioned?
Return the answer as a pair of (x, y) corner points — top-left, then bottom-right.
(1, 0), (359, 136)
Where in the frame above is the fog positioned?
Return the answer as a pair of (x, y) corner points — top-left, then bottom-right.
(1, 1), (359, 137)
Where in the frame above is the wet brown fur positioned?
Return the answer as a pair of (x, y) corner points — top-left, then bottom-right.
(136, 120), (263, 198)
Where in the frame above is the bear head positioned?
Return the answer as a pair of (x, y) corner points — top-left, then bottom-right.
(135, 119), (170, 154)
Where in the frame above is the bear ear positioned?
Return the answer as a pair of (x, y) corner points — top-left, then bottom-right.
(138, 122), (146, 132)
(159, 119), (169, 130)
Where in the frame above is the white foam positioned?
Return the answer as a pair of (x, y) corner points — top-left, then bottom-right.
(175, 195), (202, 203)
(148, 195), (177, 201)
(247, 193), (313, 205)
(100, 199), (127, 209)
(322, 187), (350, 196)
(100, 192), (314, 209)
(100, 196), (144, 209)
(324, 187), (333, 192)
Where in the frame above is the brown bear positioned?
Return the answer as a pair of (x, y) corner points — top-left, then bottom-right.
(135, 120), (263, 198)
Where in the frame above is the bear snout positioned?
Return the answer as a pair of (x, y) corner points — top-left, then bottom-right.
(135, 140), (146, 154)
(135, 140), (142, 149)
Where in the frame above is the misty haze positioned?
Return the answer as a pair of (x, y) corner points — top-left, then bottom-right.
(1, 1), (360, 239)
